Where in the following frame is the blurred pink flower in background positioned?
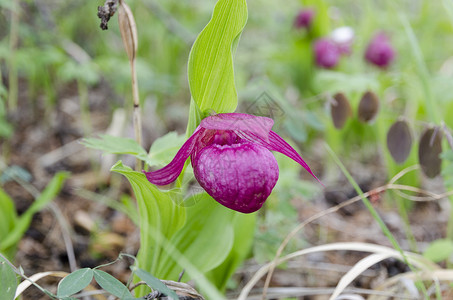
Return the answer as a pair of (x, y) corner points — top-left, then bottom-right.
(294, 9), (315, 29)
(313, 38), (341, 69)
(364, 32), (395, 68)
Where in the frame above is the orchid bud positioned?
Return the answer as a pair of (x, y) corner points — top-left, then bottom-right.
(313, 38), (341, 69)
(364, 32), (395, 68)
(294, 9), (315, 29)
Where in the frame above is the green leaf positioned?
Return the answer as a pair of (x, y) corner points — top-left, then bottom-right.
(187, 0), (248, 114)
(207, 212), (256, 291)
(0, 189), (18, 239)
(113, 162), (225, 299)
(158, 193), (234, 280)
(302, 0), (330, 37)
(93, 269), (133, 298)
(81, 134), (148, 161)
(111, 161), (186, 276)
(0, 189), (18, 260)
(57, 268), (94, 297)
(0, 119), (13, 138)
(1, 172), (69, 252)
(423, 239), (453, 263)
(147, 132), (185, 167)
(132, 267), (179, 300)
(0, 257), (17, 300)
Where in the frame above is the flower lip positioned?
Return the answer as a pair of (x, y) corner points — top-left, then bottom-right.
(192, 141), (279, 213)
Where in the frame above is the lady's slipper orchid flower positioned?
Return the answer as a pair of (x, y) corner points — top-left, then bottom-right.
(313, 38), (341, 69)
(294, 9), (315, 29)
(144, 113), (320, 213)
(364, 32), (395, 68)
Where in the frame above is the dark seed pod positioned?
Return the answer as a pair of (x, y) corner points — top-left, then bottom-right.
(386, 120), (413, 164)
(358, 91), (379, 123)
(418, 127), (442, 178)
(330, 93), (352, 129)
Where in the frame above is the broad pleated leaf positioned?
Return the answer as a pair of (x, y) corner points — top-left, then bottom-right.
(147, 132), (185, 167)
(111, 161), (186, 276)
(157, 193), (235, 280)
(206, 212), (256, 291)
(188, 0), (248, 114)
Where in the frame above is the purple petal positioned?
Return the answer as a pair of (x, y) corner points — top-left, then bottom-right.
(192, 142), (279, 213)
(239, 130), (322, 185)
(200, 113), (274, 141)
(144, 128), (204, 186)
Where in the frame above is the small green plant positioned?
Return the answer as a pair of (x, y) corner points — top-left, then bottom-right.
(0, 252), (199, 300)
(0, 171), (68, 260)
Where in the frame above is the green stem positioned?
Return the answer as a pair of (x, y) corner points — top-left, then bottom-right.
(130, 58), (142, 171)
(394, 192), (418, 252)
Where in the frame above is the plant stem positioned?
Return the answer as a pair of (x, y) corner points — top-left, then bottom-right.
(8, 0), (19, 111)
(130, 58), (142, 171)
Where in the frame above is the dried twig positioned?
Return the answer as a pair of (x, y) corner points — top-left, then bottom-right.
(117, 0), (143, 171)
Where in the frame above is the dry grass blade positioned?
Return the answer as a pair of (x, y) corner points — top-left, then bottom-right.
(232, 287), (408, 299)
(16, 271), (108, 300)
(15, 271), (68, 298)
(238, 242), (439, 300)
(258, 164), (445, 299)
(330, 253), (392, 300)
(370, 269), (453, 300)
